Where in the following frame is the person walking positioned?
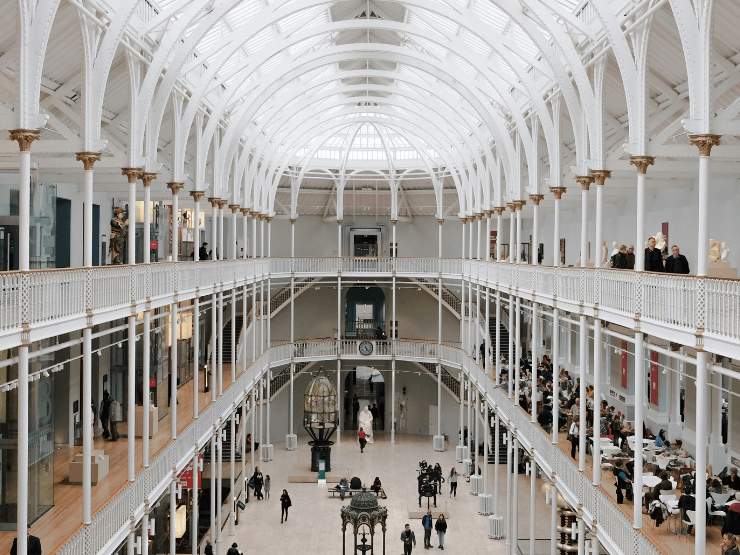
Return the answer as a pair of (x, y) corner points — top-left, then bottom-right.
(435, 514), (447, 550)
(108, 395), (121, 441)
(99, 390), (111, 439)
(422, 509), (433, 549)
(400, 524), (416, 555)
(264, 475), (271, 500)
(280, 489), (291, 523)
(10, 526), (41, 555)
(252, 467), (264, 500)
(568, 421), (579, 459)
(665, 245), (690, 274)
(358, 427), (367, 453)
(204, 540), (213, 555)
(226, 543), (241, 555)
(448, 468), (458, 497)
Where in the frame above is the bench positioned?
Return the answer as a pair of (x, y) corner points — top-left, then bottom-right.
(328, 487), (387, 499)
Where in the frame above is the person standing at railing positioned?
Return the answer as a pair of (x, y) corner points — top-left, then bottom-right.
(626, 246), (636, 269)
(645, 237), (664, 272)
(665, 245), (690, 274)
(611, 245), (628, 269)
(199, 242), (209, 261)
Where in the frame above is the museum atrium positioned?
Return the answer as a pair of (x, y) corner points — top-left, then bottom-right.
(0, 0), (740, 553)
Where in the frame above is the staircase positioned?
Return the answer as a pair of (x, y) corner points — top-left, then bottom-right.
(409, 277), (462, 318)
(270, 360), (318, 399)
(413, 361), (461, 400)
(488, 420), (508, 463)
(219, 315), (243, 363)
(203, 421), (242, 463)
(488, 317), (508, 354)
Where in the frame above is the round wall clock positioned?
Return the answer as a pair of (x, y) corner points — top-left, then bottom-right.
(359, 340), (374, 356)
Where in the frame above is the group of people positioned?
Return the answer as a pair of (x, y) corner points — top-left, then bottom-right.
(401, 510), (448, 552)
(611, 237), (691, 274)
(247, 466), (292, 524)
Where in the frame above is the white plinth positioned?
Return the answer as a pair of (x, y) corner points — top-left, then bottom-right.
(433, 435), (445, 452)
(462, 459), (472, 478)
(261, 444), (273, 461)
(469, 474), (483, 495)
(478, 493), (492, 515)
(456, 445), (469, 463)
(488, 514), (504, 539)
(285, 434), (297, 451)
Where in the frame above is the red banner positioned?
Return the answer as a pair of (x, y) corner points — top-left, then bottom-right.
(650, 351), (659, 405)
(621, 340), (628, 388)
(179, 455), (202, 489)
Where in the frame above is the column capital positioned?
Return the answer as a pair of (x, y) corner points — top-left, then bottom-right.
(549, 187), (566, 199)
(528, 194), (544, 206)
(475, 212), (483, 220)
(258, 213), (266, 221)
(266, 216), (273, 223)
(628, 156), (655, 175)
(493, 206), (505, 215)
(140, 172), (156, 187)
(513, 200), (526, 211)
(216, 199), (229, 209)
(437, 218), (444, 225)
(688, 134), (722, 157)
(575, 175), (595, 191)
(189, 190), (205, 202)
(166, 182), (184, 195)
(9, 129), (40, 151)
(484, 210), (493, 217)
(390, 219), (397, 225)
(591, 170), (612, 185)
(289, 218), (297, 224)
(241, 208), (251, 216)
(506, 203), (516, 212)
(75, 151), (101, 170)
(207, 197), (221, 207)
(121, 167), (144, 183)
(228, 204), (240, 213)
(250, 211), (259, 219)
(337, 219), (344, 225)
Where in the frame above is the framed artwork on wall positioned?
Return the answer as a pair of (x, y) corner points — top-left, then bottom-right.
(560, 238), (566, 264)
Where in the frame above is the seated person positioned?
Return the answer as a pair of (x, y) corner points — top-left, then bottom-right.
(245, 434), (259, 453)
(712, 478), (726, 494)
(646, 471), (673, 505)
(371, 477), (382, 492)
(350, 476), (362, 489)
(537, 406), (553, 433)
(673, 439), (689, 459)
(655, 429), (668, 448)
(724, 468), (740, 491)
(336, 477), (349, 500)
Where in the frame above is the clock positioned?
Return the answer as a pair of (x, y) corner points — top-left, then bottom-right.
(359, 340), (374, 356)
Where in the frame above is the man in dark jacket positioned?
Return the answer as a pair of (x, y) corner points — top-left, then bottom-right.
(626, 246), (636, 269)
(422, 510), (433, 548)
(198, 242), (209, 260)
(612, 245), (628, 269)
(10, 526), (42, 555)
(665, 245), (690, 274)
(644, 237), (664, 272)
(401, 524), (417, 554)
(100, 390), (111, 439)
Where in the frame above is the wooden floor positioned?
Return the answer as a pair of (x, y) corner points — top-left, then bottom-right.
(0, 363), (243, 555)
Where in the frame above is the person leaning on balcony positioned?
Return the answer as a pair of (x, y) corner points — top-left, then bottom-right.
(665, 245), (690, 274)
(644, 237), (664, 272)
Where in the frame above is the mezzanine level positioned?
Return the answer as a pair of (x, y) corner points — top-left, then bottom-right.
(1, 257), (738, 359)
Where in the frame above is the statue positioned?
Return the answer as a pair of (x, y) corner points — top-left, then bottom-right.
(611, 241), (619, 257)
(721, 242), (730, 262)
(358, 406), (374, 444)
(709, 239), (721, 262)
(601, 241), (608, 266)
(109, 207), (129, 264)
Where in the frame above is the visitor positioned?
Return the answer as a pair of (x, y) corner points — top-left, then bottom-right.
(227, 543), (241, 555)
(371, 476), (382, 493)
(655, 429), (667, 448)
(435, 514), (447, 550)
(252, 467), (264, 500)
(646, 471), (673, 506)
(246, 433), (259, 453)
(280, 489), (291, 523)
(264, 475), (271, 500)
(204, 540), (213, 555)
(358, 427), (367, 453)
(422, 509), (433, 549)
(199, 242), (209, 260)
(10, 525), (41, 555)
(665, 245), (690, 274)
(674, 439), (689, 459)
(626, 245), (636, 269)
(568, 420), (579, 459)
(722, 533), (740, 555)
(448, 468), (458, 497)
(612, 245), (628, 269)
(614, 459), (633, 504)
(108, 394), (121, 442)
(100, 390), (111, 439)
(724, 468), (740, 490)
(371, 403), (380, 423)
(352, 395), (360, 423)
(537, 405), (553, 434)
(433, 463), (443, 486)
(401, 524), (416, 555)
(645, 237), (664, 272)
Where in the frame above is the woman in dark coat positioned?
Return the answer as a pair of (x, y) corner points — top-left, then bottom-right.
(252, 467), (264, 500)
(280, 489), (292, 523)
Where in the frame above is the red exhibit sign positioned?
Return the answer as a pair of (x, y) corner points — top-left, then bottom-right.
(150, 378), (157, 388)
(621, 340), (628, 389)
(650, 350), (659, 405)
(179, 455), (202, 489)
(150, 240), (158, 250)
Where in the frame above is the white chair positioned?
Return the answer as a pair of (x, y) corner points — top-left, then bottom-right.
(708, 497), (727, 524)
(659, 494), (679, 531)
(712, 491), (733, 508)
(682, 510), (696, 540)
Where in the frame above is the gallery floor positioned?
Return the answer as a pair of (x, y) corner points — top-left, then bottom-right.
(230, 432), (551, 555)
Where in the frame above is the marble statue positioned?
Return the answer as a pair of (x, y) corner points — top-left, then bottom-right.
(358, 405), (374, 444)
(601, 241), (608, 266)
(709, 239), (721, 262)
(109, 207), (129, 264)
(654, 232), (667, 252)
(721, 242), (730, 262)
(611, 241), (619, 257)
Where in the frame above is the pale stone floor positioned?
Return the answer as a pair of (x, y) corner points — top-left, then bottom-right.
(228, 432), (552, 555)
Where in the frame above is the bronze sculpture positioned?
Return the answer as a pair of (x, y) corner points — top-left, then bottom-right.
(109, 207), (129, 264)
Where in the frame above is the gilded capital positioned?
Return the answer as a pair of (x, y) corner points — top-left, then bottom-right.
(258, 214), (266, 221)
(629, 156), (655, 175)
(484, 210), (493, 218)
(217, 199), (229, 209)
(228, 204), (240, 213)
(549, 187), (566, 200)
(121, 167), (144, 183)
(475, 212), (483, 220)
(140, 172), (156, 187)
(266, 216), (273, 223)
(189, 190), (205, 202)
(493, 207), (505, 216)
(75, 152), (102, 170)
(591, 170), (612, 186)
(167, 182), (184, 195)
(575, 175), (595, 191)
(289, 218), (297, 224)
(688, 134), (722, 157)
(506, 203), (516, 213)
(9, 129), (41, 152)
(529, 194), (544, 206)
(514, 200), (526, 211)
(241, 208), (251, 216)
(437, 219), (444, 225)
(250, 211), (259, 219)
(207, 197), (221, 207)
(390, 220), (397, 225)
